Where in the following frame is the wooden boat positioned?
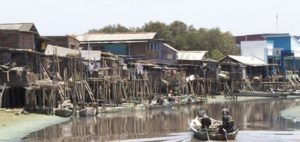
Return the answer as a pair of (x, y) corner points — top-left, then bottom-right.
(147, 97), (176, 110)
(55, 108), (73, 117)
(79, 107), (97, 117)
(192, 127), (238, 141)
(148, 101), (176, 110)
(189, 117), (238, 141)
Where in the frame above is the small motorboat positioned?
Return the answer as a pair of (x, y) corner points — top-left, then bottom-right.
(148, 100), (175, 110)
(55, 108), (73, 117)
(189, 116), (238, 141)
(79, 107), (97, 117)
(147, 96), (177, 110)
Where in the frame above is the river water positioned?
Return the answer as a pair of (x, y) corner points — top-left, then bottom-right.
(22, 98), (300, 142)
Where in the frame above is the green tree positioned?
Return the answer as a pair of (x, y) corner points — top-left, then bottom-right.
(88, 24), (130, 33)
(143, 21), (170, 40)
(209, 49), (224, 60)
(87, 21), (239, 58)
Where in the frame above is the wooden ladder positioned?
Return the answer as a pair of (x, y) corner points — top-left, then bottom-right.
(57, 85), (66, 101)
(0, 83), (7, 108)
(83, 80), (95, 102)
(244, 78), (254, 92)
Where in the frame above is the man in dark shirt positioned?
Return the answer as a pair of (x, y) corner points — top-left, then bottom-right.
(221, 108), (235, 133)
(201, 114), (212, 129)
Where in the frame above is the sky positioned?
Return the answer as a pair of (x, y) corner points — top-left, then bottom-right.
(0, 0), (299, 36)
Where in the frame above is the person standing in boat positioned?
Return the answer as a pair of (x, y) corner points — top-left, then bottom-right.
(221, 108), (235, 133)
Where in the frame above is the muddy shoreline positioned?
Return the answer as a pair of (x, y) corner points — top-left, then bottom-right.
(280, 100), (300, 122)
(0, 109), (70, 142)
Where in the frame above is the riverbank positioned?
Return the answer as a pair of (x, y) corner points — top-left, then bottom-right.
(0, 95), (297, 142)
(0, 109), (70, 142)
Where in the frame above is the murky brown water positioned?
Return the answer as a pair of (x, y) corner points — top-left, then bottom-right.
(23, 98), (300, 142)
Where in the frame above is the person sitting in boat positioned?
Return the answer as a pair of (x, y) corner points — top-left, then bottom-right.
(201, 114), (212, 129)
(156, 97), (164, 105)
(221, 108), (235, 133)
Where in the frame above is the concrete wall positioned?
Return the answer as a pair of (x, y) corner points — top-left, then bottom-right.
(241, 40), (273, 62)
(290, 37), (300, 57)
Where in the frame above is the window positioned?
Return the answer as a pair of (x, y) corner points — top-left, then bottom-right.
(149, 42), (156, 51)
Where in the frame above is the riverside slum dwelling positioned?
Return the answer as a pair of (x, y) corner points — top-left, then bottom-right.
(44, 44), (110, 116)
(177, 51), (220, 100)
(42, 35), (123, 116)
(218, 55), (289, 97)
(0, 23), (52, 113)
(76, 32), (203, 106)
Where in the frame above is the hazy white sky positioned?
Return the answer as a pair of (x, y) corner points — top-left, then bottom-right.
(0, 0), (299, 36)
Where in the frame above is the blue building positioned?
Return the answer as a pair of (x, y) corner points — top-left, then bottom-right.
(77, 32), (178, 65)
(265, 34), (300, 73)
(238, 33), (300, 74)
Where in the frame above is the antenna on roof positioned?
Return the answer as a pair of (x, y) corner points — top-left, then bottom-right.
(276, 13), (279, 33)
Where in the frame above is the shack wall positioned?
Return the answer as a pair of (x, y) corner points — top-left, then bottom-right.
(19, 32), (35, 50)
(130, 42), (148, 57)
(0, 30), (19, 48)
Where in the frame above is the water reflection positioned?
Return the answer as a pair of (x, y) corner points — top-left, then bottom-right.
(23, 98), (300, 142)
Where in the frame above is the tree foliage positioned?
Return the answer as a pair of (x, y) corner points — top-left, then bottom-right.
(88, 21), (239, 59)
(209, 49), (224, 60)
(88, 24), (131, 33)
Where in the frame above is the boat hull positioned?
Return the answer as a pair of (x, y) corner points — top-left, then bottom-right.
(55, 109), (73, 117)
(192, 128), (238, 141)
(79, 108), (97, 117)
(189, 117), (238, 140)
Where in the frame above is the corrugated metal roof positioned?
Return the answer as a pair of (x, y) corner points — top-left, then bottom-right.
(177, 51), (207, 61)
(80, 40), (148, 44)
(77, 32), (156, 42)
(45, 45), (101, 61)
(0, 23), (34, 32)
(163, 43), (179, 52)
(228, 55), (267, 66)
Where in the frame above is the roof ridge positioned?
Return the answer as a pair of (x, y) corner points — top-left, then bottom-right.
(0, 23), (34, 25)
(86, 32), (156, 35)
